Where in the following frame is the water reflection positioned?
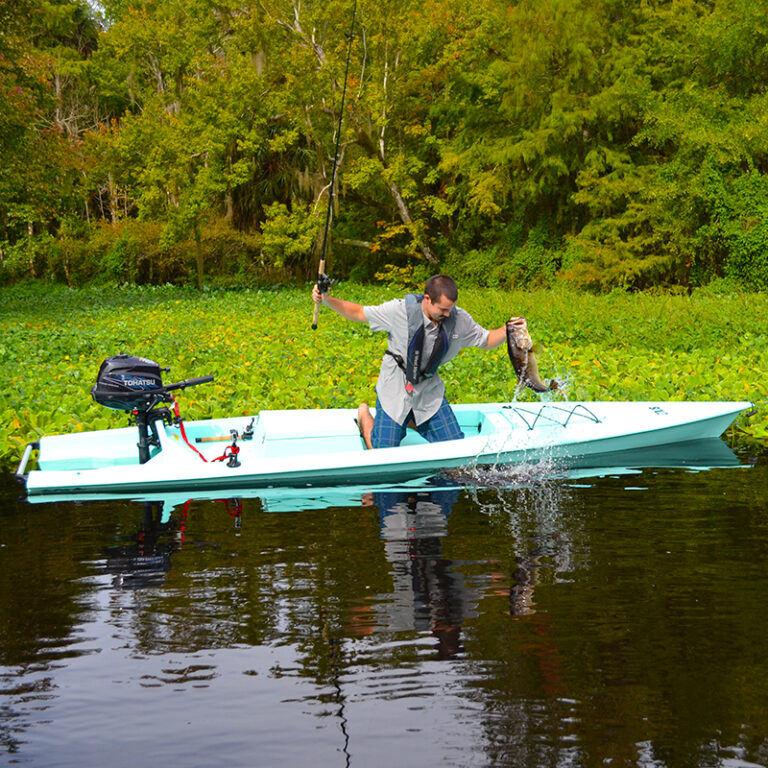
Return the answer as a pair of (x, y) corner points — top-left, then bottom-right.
(102, 501), (176, 588)
(364, 488), (469, 658)
(94, 483), (557, 658)
(3, 442), (768, 768)
(96, 486), (491, 661)
(100, 498), (244, 589)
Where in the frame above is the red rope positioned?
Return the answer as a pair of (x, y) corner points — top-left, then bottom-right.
(173, 399), (209, 463)
(173, 398), (239, 463)
(212, 444), (240, 463)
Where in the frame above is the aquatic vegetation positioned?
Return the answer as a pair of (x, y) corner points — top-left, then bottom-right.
(1, 284), (766, 470)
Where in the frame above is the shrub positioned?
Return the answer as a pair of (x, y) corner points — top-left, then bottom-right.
(260, 202), (321, 275)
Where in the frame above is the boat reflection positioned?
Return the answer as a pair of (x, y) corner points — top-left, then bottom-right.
(100, 497), (243, 588)
(102, 501), (176, 588)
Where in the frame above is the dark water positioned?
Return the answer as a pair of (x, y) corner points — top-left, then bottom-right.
(2, 447), (768, 768)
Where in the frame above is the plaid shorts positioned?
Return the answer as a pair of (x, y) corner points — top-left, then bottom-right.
(371, 395), (465, 449)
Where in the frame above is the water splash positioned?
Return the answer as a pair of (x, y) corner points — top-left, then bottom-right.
(446, 456), (567, 489)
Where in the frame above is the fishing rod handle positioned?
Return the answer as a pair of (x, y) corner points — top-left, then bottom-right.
(312, 301), (320, 330)
(311, 259), (328, 330)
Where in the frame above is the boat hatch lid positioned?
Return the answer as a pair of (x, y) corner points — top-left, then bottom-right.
(259, 408), (360, 440)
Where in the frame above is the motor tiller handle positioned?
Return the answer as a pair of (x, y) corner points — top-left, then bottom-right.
(164, 375), (215, 392)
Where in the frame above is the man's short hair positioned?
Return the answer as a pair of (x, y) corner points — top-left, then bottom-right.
(425, 274), (458, 303)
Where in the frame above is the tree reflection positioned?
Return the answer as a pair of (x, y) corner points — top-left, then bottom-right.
(5, 463), (768, 767)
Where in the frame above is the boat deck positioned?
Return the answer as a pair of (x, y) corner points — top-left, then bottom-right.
(189, 407), (499, 461)
(34, 406), (511, 471)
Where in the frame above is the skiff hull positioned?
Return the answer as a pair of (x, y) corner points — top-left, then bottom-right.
(17, 400), (753, 497)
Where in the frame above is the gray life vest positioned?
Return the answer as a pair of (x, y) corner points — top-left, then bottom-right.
(385, 293), (457, 390)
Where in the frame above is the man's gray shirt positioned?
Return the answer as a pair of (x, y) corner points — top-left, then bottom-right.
(363, 298), (489, 425)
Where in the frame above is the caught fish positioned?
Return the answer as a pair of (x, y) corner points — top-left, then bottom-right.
(505, 317), (559, 393)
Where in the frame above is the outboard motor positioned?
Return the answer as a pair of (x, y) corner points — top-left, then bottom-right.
(91, 355), (168, 412)
(92, 355), (213, 464)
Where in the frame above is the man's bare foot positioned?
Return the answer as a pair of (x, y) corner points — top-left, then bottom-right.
(357, 403), (374, 450)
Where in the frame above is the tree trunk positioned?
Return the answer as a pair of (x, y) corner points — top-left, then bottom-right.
(356, 119), (437, 264)
(384, 177), (437, 265)
(27, 222), (36, 278)
(108, 173), (118, 225)
(194, 224), (204, 289)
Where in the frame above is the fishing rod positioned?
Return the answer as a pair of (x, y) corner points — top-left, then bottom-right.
(312, 0), (358, 330)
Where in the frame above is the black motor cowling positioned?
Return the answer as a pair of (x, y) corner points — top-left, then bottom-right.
(91, 355), (168, 412)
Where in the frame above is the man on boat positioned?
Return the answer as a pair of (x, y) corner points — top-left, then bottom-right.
(312, 274), (509, 449)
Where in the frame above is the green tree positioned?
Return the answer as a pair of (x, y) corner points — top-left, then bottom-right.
(6, 0), (768, 290)
(0, 0), (98, 252)
(566, 0), (768, 290)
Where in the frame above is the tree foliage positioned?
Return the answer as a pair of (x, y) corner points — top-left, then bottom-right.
(2, 0), (768, 290)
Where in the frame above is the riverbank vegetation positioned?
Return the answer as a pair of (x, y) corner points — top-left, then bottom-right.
(3, 0), (768, 292)
(2, 283), (765, 470)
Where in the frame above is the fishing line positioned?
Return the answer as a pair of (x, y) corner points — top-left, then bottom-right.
(312, 0), (358, 330)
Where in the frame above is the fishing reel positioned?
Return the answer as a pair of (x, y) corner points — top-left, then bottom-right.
(317, 272), (334, 294)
